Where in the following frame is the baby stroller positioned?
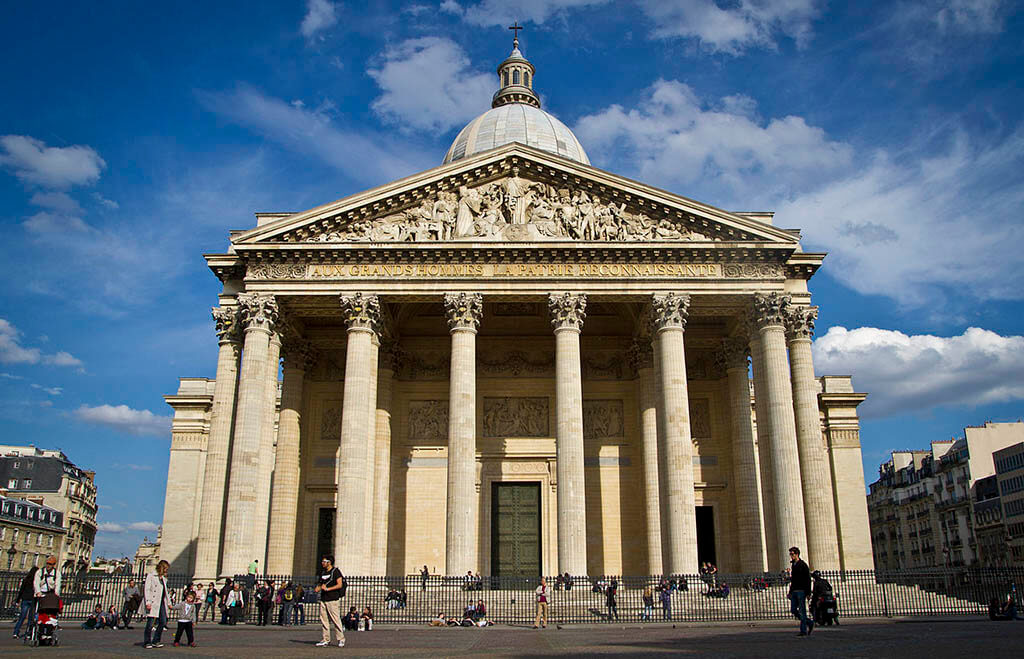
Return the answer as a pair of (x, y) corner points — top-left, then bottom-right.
(26, 592), (62, 646)
(810, 572), (839, 626)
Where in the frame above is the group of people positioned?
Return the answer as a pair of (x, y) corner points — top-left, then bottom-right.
(462, 571), (485, 591)
(254, 579), (307, 626)
(384, 588), (408, 608)
(428, 599), (491, 627)
(11, 556), (62, 639)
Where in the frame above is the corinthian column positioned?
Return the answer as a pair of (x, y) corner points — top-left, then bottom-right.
(749, 293), (806, 568)
(549, 292), (588, 575)
(193, 306), (242, 581)
(370, 342), (397, 576)
(252, 328), (282, 567)
(719, 338), (767, 572)
(785, 305), (840, 570)
(630, 339), (662, 575)
(362, 334), (380, 570)
(266, 339), (315, 575)
(221, 293), (279, 577)
(335, 293), (380, 575)
(651, 293), (698, 574)
(748, 321), (778, 569)
(444, 292), (483, 575)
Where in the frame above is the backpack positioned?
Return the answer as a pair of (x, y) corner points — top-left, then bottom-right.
(284, 588), (294, 601)
(339, 576), (348, 598)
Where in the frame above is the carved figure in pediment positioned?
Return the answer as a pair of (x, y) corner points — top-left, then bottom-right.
(455, 185), (481, 237)
(433, 191), (458, 240)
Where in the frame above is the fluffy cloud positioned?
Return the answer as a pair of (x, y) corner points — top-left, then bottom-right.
(73, 404), (171, 437)
(369, 37), (494, 133)
(300, 0), (338, 39)
(812, 326), (1024, 417)
(0, 318), (83, 368)
(30, 384), (62, 396)
(198, 85), (433, 185)
(98, 520), (158, 534)
(931, 0), (1007, 34)
(0, 135), (105, 189)
(445, 0), (610, 25)
(22, 211), (92, 234)
(638, 0), (821, 52)
(575, 79), (852, 207)
(29, 191), (82, 214)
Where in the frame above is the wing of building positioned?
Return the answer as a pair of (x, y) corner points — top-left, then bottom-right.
(160, 38), (872, 580)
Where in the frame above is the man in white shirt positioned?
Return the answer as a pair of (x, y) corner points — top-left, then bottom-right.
(534, 577), (550, 629)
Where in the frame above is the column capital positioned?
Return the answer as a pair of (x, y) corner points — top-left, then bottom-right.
(211, 306), (241, 344)
(444, 292), (483, 332)
(717, 337), (750, 371)
(237, 293), (280, 333)
(548, 292), (587, 332)
(281, 338), (316, 372)
(650, 292), (690, 331)
(747, 292), (791, 331)
(339, 293), (381, 333)
(784, 305), (818, 341)
(628, 338), (654, 372)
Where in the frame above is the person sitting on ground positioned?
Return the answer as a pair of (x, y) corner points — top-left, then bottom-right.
(82, 605), (104, 629)
(429, 613), (447, 627)
(385, 588), (400, 609)
(103, 605), (121, 629)
(342, 605), (360, 631)
(990, 593), (1020, 620)
(473, 599), (487, 623)
(360, 606), (374, 631)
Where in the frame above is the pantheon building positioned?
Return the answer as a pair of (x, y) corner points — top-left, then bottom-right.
(160, 39), (872, 580)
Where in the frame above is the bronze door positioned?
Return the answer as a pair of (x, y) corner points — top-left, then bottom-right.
(491, 482), (542, 577)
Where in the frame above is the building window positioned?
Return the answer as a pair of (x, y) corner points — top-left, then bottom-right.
(513, 69), (521, 84)
(12, 461), (19, 469)
(48, 535), (53, 547)
(11, 529), (18, 541)
(25, 532), (32, 545)
(7, 479), (16, 489)
(25, 461), (33, 470)
(20, 553), (27, 568)
(524, 71), (530, 87)
(0, 527), (5, 539)
(37, 532), (43, 546)
(24, 479), (31, 489)
(502, 70), (509, 87)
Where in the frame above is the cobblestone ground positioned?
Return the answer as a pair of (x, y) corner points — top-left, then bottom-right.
(2, 617), (1023, 657)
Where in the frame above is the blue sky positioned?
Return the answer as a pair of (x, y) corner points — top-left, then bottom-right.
(1, 0), (1022, 560)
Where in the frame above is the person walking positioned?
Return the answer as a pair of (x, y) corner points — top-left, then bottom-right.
(533, 576), (550, 629)
(226, 583), (246, 625)
(12, 566), (38, 639)
(34, 555), (62, 600)
(606, 578), (619, 621)
(142, 559), (173, 649)
(200, 582), (218, 622)
(641, 585), (654, 621)
(315, 554), (346, 647)
(279, 580), (295, 625)
(788, 546), (813, 636)
(256, 579), (274, 626)
(172, 591), (199, 647)
(121, 578), (142, 630)
(659, 583), (672, 620)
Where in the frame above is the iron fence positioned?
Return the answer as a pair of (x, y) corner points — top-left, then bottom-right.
(2, 568), (1021, 624)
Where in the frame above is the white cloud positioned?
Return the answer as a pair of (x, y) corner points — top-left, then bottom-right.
(98, 522), (125, 533)
(0, 373), (24, 380)
(935, 0), (1006, 34)
(198, 85), (434, 185)
(0, 319), (85, 369)
(44, 351), (84, 368)
(0, 135), (105, 189)
(369, 37), (494, 133)
(92, 193), (119, 209)
(455, 0), (610, 25)
(29, 191), (82, 213)
(128, 521), (159, 531)
(778, 129), (1024, 306)
(812, 326), (1024, 418)
(638, 0), (822, 52)
(23, 211), (93, 234)
(300, 0), (338, 39)
(73, 404), (171, 437)
(575, 79), (853, 207)
(111, 462), (154, 471)
(30, 384), (62, 396)
(98, 520), (158, 534)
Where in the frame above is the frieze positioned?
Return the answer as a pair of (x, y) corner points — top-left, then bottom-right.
(581, 352), (627, 380)
(583, 400), (625, 439)
(477, 348), (554, 377)
(407, 400), (449, 441)
(482, 397), (549, 438)
(289, 176), (718, 244)
(320, 405), (342, 441)
(690, 399), (712, 442)
(399, 351), (450, 380)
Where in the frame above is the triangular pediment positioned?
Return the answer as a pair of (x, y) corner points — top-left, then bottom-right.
(234, 143), (799, 247)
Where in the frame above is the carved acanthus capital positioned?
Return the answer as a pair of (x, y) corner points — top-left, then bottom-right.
(784, 305), (818, 341)
(443, 292), (483, 332)
(211, 306), (241, 343)
(716, 338), (750, 371)
(627, 338), (654, 373)
(650, 293), (690, 331)
(548, 293), (587, 331)
(339, 293), (381, 332)
(281, 338), (317, 372)
(236, 293), (280, 333)
(747, 292), (791, 331)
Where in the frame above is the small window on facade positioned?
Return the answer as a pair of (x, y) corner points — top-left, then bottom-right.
(513, 69), (520, 84)
(524, 72), (530, 87)
(502, 70), (509, 87)
(25, 461), (33, 470)
(12, 461), (19, 469)
(7, 479), (16, 489)
(24, 479), (32, 489)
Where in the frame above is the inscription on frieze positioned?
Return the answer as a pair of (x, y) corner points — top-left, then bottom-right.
(583, 400), (625, 440)
(482, 397), (549, 438)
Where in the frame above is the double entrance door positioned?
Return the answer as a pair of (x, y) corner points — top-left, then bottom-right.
(490, 482), (541, 577)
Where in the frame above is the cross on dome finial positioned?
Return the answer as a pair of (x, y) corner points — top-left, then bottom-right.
(493, 24), (540, 109)
(509, 21), (523, 48)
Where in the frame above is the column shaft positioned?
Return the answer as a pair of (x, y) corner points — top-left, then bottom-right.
(555, 327), (587, 575)
(266, 355), (306, 575)
(194, 331), (240, 581)
(362, 338), (380, 570)
(724, 346), (766, 572)
(749, 334), (779, 569)
(789, 331), (840, 569)
(252, 332), (280, 568)
(221, 296), (277, 576)
(370, 360), (395, 576)
(637, 358), (663, 575)
(335, 328), (376, 575)
(446, 329), (478, 574)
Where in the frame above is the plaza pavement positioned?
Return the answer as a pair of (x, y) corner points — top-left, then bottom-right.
(2, 617), (1022, 657)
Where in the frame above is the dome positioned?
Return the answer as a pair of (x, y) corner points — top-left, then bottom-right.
(442, 36), (590, 166)
(443, 103), (590, 165)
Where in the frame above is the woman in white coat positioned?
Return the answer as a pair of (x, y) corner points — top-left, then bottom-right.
(142, 560), (172, 649)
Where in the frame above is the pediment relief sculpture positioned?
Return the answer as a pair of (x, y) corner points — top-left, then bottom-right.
(289, 176), (722, 244)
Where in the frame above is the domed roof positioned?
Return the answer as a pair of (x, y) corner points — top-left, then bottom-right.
(443, 103), (590, 165)
(442, 37), (590, 166)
